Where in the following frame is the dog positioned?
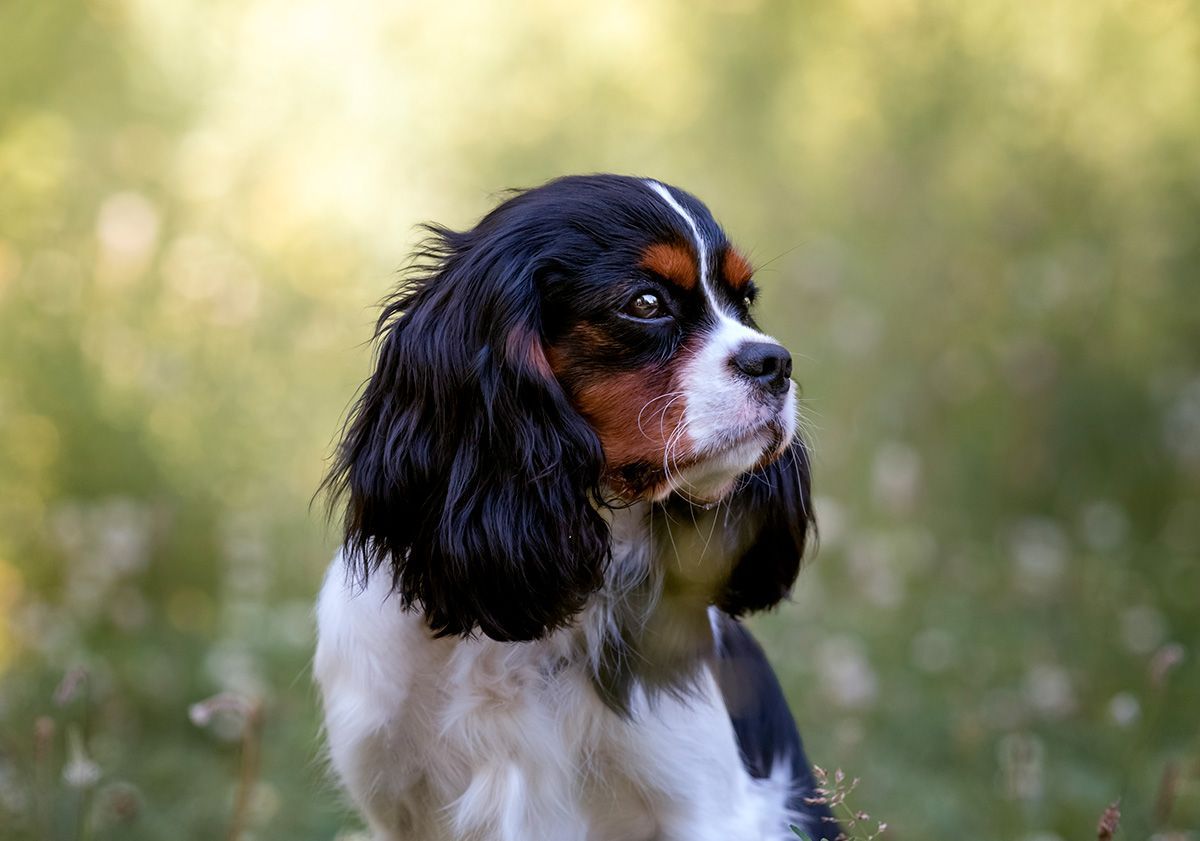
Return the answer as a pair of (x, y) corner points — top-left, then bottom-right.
(315, 174), (836, 841)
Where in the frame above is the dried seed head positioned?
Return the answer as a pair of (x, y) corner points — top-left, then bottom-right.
(1097, 800), (1121, 840)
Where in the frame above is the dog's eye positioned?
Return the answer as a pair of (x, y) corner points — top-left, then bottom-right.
(623, 292), (664, 320)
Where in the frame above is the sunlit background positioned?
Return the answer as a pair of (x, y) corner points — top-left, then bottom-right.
(1, 0), (1198, 838)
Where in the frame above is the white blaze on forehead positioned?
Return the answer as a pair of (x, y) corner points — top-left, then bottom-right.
(644, 180), (713, 298)
(643, 179), (776, 338)
(644, 180), (707, 274)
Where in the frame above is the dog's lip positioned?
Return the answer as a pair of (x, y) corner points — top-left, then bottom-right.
(697, 417), (786, 459)
(619, 415), (793, 504)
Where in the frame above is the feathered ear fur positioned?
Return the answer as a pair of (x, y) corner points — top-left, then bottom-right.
(716, 439), (815, 616)
(324, 223), (610, 642)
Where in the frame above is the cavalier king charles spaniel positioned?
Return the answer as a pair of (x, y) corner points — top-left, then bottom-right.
(315, 175), (836, 841)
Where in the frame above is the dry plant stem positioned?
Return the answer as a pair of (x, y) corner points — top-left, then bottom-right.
(74, 789), (90, 841)
(805, 766), (887, 841)
(227, 699), (264, 841)
(34, 716), (55, 839)
(1153, 761), (1179, 827)
(67, 670), (94, 841)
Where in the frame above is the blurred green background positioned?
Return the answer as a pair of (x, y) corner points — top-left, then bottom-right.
(2, 0), (1198, 839)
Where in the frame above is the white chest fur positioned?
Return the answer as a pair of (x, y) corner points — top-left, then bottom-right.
(314, 503), (800, 841)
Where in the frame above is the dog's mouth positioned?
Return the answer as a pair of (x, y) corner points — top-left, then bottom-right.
(704, 417), (789, 461)
(604, 416), (791, 506)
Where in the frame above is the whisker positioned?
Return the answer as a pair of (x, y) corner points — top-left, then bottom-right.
(636, 390), (687, 439)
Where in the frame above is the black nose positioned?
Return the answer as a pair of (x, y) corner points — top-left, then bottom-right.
(731, 341), (793, 396)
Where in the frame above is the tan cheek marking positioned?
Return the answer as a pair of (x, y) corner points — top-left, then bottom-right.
(641, 242), (698, 291)
(573, 369), (689, 469)
(549, 326), (708, 498)
(549, 330), (688, 466)
(722, 246), (754, 290)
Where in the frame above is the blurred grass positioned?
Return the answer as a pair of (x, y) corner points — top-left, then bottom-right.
(1, 0), (1198, 838)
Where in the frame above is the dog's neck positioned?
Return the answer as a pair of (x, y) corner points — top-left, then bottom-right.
(578, 497), (742, 711)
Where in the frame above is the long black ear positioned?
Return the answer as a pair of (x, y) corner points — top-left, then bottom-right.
(716, 438), (815, 616)
(324, 225), (610, 642)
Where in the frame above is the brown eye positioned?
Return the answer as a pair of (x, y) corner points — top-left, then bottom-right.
(624, 291), (663, 320)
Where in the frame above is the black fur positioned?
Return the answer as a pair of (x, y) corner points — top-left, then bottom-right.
(713, 613), (839, 839)
(323, 198), (614, 642)
(718, 439), (815, 617)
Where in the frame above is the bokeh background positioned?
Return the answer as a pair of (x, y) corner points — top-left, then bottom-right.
(2, 0), (1198, 839)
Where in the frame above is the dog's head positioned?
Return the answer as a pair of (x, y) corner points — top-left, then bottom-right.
(326, 175), (813, 641)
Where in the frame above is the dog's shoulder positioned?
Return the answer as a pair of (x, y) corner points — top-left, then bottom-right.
(711, 609), (839, 838)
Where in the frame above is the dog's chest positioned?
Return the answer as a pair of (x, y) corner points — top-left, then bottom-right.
(396, 626), (664, 839)
(316, 554), (788, 841)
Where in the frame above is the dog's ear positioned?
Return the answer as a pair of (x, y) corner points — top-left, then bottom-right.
(324, 224), (610, 642)
(716, 439), (815, 616)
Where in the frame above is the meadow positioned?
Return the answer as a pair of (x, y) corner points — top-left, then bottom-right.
(1, 1), (1197, 838)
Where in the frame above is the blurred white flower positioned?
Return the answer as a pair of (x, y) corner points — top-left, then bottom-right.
(1107, 692), (1141, 727)
(63, 726), (101, 789)
(817, 635), (878, 709)
(1120, 605), (1166, 655)
(1009, 517), (1069, 595)
(1023, 663), (1076, 718)
(95, 191), (160, 284)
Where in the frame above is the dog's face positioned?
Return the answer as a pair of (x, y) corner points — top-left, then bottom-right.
(547, 179), (796, 501)
(544, 181), (796, 504)
(328, 175), (812, 641)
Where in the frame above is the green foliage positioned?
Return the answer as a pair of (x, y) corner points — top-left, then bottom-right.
(1, 1), (1198, 838)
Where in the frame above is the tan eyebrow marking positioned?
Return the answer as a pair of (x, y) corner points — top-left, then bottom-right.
(640, 241), (698, 291)
(721, 246), (754, 290)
